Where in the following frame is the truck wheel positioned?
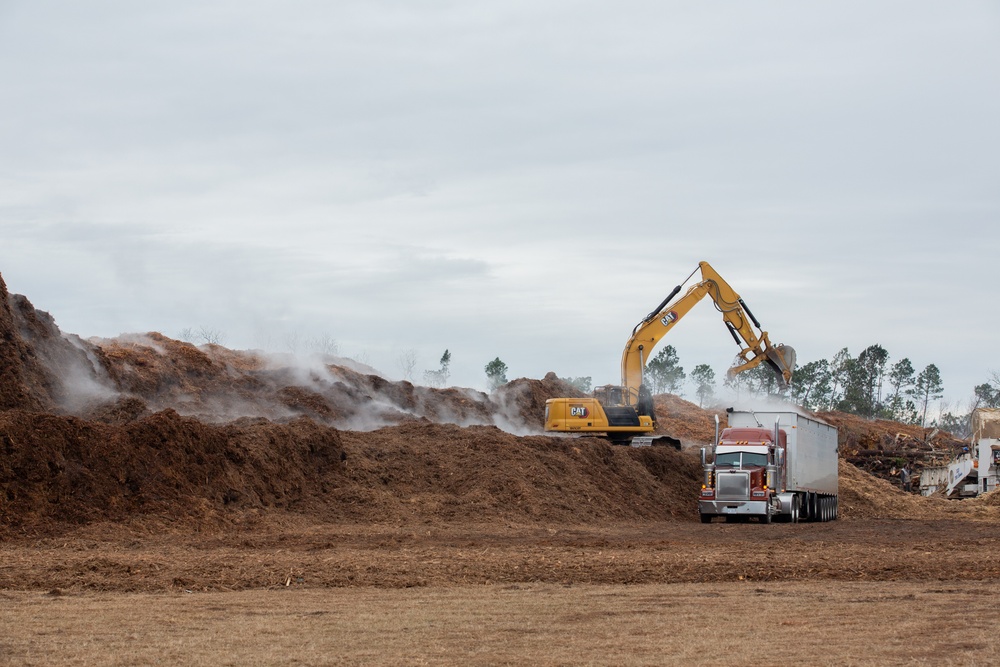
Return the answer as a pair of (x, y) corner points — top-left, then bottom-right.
(700, 514), (712, 524)
(791, 496), (800, 524)
(761, 511), (772, 524)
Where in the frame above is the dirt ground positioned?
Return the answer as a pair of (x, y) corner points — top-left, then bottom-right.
(2, 518), (999, 666)
(1, 579), (994, 667)
(3, 271), (999, 664)
(3, 517), (1000, 592)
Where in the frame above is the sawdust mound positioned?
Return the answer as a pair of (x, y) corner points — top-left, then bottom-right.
(819, 411), (964, 455)
(336, 423), (701, 524)
(493, 373), (586, 432)
(0, 275), (58, 412)
(838, 459), (1000, 521)
(2, 269), (994, 536)
(0, 409), (346, 536)
(0, 408), (703, 536)
(653, 394), (726, 443)
(818, 411), (968, 482)
(89, 333), (506, 429)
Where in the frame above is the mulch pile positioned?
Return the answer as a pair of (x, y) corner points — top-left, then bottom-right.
(0, 270), (991, 538)
(652, 394), (727, 443)
(819, 411), (968, 484)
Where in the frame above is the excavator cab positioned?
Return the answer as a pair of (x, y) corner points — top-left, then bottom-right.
(592, 384), (625, 407)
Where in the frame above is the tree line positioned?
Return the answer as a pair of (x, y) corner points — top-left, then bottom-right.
(407, 346), (1000, 437)
(637, 342), (1000, 436)
(786, 345), (942, 426)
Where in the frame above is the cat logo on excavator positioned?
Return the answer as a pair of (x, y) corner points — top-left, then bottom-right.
(660, 310), (679, 326)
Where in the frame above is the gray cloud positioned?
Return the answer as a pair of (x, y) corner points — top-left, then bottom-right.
(0, 1), (997, 404)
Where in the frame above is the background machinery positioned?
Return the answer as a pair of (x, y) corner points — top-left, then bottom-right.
(920, 408), (1000, 497)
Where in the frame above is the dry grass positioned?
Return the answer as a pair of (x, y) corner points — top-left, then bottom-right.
(0, 580), (992, 666)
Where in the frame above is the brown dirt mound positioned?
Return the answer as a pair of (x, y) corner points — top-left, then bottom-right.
(819, 411), (968, 483)
(0, 275), (58, 412)
(0, 407), (703, 537)
(336, 423), (701, 524)
(0, 409), (345, 536)
(653, 394), (726, 443)
(838, 459), (1000, 521)
(3, 269), (997, 539)
(493, 372), (586, 432)
(86, 332), (517, 430)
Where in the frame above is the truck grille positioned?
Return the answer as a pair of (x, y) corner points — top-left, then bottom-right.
(716, 472), (750, 501)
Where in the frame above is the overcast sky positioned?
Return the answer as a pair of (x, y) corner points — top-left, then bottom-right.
(1, 1), (997, 411)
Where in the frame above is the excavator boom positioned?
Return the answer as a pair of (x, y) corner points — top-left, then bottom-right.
(544, 260), (795, 440)
(621, 261), (795, 405)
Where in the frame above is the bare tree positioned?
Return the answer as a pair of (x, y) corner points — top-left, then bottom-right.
(423, 349), (451, 388)
(197, 326), (226, 346)
(308, 334), (339, 357)
(396, 349), (418, 381)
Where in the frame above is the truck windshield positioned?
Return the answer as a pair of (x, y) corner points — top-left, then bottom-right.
(715, 452), (768, 468)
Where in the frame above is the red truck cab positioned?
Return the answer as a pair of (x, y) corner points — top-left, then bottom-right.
(699, 426), (786, 523)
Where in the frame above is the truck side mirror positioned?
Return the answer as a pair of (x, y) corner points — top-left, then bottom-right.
(700, 447), (706, 466)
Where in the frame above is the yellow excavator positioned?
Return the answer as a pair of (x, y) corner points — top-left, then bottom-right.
(544, 261), (796, 445)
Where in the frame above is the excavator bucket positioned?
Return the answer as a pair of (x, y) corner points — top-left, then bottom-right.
(765, 344), (796, 387)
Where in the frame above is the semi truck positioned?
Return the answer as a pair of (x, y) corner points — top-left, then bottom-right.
(699, 409), (839, 524)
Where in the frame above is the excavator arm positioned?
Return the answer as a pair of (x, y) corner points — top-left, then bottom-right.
(620, 261), (795, 405)
(543, 260), (794, 441)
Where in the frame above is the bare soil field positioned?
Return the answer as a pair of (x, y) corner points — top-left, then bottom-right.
(2, 271), (998, 665)
(3, 518), (1000, 592)
(3, 516), (1000, 666)
(2, 579), (995, 667)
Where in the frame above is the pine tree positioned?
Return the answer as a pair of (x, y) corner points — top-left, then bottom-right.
(911, 364), (944, 427)
(645, 345), (685, 394)
(974, 380), (1000, 408)
(885, 358), (915, 420)
(690, 364), (716, 407)
(857, 344), (889, 417)
(791, 359), (832, 411)
(484, 357), (509, 391)
(423, 349), (452, 388)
